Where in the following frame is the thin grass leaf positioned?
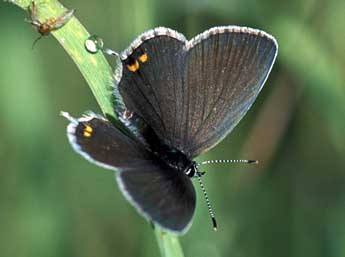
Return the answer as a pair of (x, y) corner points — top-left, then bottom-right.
(7, 1), (185, 256)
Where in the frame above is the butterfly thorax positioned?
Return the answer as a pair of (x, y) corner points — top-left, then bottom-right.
(153, 143), (195, 177)
(117, 107), (195, 176)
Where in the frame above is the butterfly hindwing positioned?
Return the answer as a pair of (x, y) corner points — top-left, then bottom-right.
(117, 161), (196, 234)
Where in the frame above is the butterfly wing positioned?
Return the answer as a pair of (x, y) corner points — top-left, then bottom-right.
(117, 162), (195, 234)
(64, 112), (151, 170)
(181, 27), (278, 157)
(117, 26), (277, 158)
(117, 27), (186, 149)
(63, 112), (195, 233)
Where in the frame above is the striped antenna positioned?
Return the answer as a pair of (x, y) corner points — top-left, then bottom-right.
(200, 159), (259, 166)
(195, 170), (217, 231)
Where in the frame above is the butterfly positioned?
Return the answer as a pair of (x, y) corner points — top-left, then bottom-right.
(62, 26), (278, 234)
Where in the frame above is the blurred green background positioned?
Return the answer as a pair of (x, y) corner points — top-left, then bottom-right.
(1, 0), (345, 256)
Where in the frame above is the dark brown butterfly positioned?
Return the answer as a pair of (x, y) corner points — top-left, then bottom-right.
(63, 26), (278, 234)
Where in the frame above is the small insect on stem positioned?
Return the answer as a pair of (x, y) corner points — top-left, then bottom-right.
(25, 1), (75, 48)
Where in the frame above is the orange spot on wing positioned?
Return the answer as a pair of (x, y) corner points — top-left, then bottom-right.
(83, 125), (93, 137)
(83, 131), (92, 137)
(139, 53), (148, 63)
(127, 60), (140, 72)
(85, 125), (93, 133)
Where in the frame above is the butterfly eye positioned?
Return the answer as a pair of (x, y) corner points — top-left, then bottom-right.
(184, 167), (195, 177)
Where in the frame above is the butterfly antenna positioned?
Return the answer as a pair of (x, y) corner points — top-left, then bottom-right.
(60, 111), (78, 125)
(195, 170), (217, 231)
(200, 159), (259, 166)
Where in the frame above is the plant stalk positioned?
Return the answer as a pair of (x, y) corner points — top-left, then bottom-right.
(7, 0), (185, 256)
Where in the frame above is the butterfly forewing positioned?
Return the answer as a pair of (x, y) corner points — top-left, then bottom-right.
(117, 27), (277, 158)
(182, 28), (277, 156)
(119, 29), (186, 147)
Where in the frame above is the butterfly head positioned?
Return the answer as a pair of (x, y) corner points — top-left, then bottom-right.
(184, 162), (197, 178)
(184, 162), (207, 178)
